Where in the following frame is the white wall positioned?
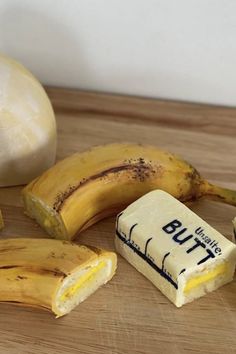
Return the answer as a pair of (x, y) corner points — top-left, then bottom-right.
(0, 0), (235, 106)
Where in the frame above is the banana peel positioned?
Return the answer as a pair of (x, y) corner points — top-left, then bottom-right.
(0, 238), (116, 317)
(22, 143), (236, 241)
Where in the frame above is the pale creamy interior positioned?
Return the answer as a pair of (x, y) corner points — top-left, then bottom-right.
(23, 194), (67, 239)
(55, 259), (112, 316)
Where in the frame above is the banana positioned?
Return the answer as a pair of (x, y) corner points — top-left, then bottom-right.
(0, 238), (116, 317)
(0, 210), (4, 230)
(22, 143), (236, 241)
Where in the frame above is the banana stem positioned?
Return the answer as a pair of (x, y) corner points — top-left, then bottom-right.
(202, 182), (236, 207)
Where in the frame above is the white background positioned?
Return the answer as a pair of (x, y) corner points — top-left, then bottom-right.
(0, 0), (236, 106)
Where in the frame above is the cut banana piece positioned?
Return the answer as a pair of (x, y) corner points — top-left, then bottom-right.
(115, 190), (236, 307)
(23, 143), (236, 241)
(0, 238), (117, 317)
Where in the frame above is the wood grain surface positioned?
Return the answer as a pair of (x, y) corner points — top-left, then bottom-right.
(0, 88), (236, 354)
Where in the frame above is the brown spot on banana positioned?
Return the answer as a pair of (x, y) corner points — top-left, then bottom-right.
(53, 162), (159, 212)
(16, 275), (28, 280)
(0, 264), (66, 277)
(0, 265), (20, 270)
(0, 247), (26, 253)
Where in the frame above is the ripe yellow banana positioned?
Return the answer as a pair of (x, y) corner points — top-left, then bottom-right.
(0, 238), (116, 317)
(23, 143), (236, 241)
(0, 210), (4, 230)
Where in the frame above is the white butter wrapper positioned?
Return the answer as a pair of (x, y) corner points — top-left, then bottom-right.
(115, 190), (236, 307)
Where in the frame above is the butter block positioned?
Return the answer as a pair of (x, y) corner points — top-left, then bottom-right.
(115, 190), (236, 307)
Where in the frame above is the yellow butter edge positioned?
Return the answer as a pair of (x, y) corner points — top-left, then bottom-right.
(184, 263), (228, 293)
(59, 261), (106, 301)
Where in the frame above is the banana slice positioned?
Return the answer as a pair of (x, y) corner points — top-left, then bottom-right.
(0, 238), (117, 317)
(115, 190), (236, 307)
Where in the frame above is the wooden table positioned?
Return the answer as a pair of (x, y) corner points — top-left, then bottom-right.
(0, 88), (236, 354)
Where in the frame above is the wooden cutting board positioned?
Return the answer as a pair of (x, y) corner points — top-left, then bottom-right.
(0, 88), (236, 354)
